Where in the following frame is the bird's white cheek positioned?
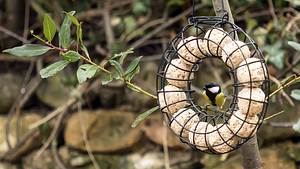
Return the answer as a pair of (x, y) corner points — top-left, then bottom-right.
(208, 86), (220, 93)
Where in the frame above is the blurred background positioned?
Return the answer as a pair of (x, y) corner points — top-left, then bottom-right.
(0, 0), (300, 169)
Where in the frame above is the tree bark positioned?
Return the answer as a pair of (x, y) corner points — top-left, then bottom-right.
(212, 1), (263, 169)
(240, 135), (263, 169)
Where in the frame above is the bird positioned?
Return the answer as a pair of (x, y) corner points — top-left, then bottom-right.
(202, 82), (226, 109)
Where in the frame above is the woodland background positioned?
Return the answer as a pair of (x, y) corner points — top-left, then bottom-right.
(1, 0), (300, 169)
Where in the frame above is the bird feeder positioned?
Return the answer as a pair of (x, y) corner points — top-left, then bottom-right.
(156, 7), (270, 154)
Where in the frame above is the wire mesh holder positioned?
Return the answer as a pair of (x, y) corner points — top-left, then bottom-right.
(156, 14), (270, 154)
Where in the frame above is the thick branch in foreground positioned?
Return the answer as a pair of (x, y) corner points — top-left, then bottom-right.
(240, 136), (263, 169)
(212, 0), (263, 169)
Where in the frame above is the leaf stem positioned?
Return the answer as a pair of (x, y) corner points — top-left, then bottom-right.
(125, 81), (157, 99)
(78, 54), (111, 74)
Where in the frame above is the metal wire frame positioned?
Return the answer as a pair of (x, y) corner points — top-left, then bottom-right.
(156, 15), (270, 154)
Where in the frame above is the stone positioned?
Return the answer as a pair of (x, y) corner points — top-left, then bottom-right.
(0, 73), (22, 113)
(209, 143), (296, 169)
(0, 113), (42, 155)
(36, 73), (72, 108)
(64, 110), (142, 152)
(23, 150), (55, 169)
(0, 162), (17, 169)
(129, 150), (193, 169)
(142, 114), (186, 149)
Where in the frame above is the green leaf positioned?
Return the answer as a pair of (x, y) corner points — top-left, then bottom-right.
(40, 60), (70, 78)
(43, 14), (57, 42)
(77, 64), (98, 83)
(293, 119), (300, 133)
(264, 42), (285, 69)
(31, 30), (46, 42)
(100, 72), (113, 85)
(132, 1), (147, 15)
(291, 89), (300, 100)
(76, 23), (83, 44)
(124, 16), (137, 34)
(59, 11), (75, 48)
(66, 12), (80, 26)
(3, 44), (51, 57)
(112, 70), (121, 80)
(286, 0), (300, 7)
(131, 106), (159, 128)
(167, 0), (184, 7)
(109, 60), (123, 77)
(38, 122), (52, 136)
(62, 50), (81, 62)
(288, 41), (300, 51)
(125, 56), (142, 75)
(125, 65), (140, 82)
(81, 44), (90, 58)
(110, 48), (134, 64)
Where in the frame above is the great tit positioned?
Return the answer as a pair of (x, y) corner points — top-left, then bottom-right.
(202, 83), (226, 108)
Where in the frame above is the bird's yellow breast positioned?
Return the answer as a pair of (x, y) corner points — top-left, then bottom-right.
(215, 92), (225, 108)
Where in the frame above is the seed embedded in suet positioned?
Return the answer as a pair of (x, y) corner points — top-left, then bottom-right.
(177, 36), (206, 65)
(203, 28), (232, 57)
(170, 108), (199, 138)
(209, 124), (239, 153)
(228, 110), (259, 138)
(237, 57), (267, 87)
(188, 122), (214, 151)
(165, 59), (194, 88)
(238, 87), (265, 116)
(222, 40), (251, 69)
(158, 85), (188, 114)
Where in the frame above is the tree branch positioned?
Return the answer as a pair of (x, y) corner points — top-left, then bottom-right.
(212, 1), (263, 169)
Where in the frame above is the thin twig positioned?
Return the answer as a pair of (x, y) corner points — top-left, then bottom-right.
(162, 123), (170, 169)
(268, 0), (278, 24)
(278, 55), (300, 78)
(5, 60), (35, 148)
(269, 75), (294, 106)
(263, 110), (285, 121)
(51, 141), (68, 169)
(268, 76), (300, 98)
(78, 103), (101, 169)
(129, 4), (205, 49)
(264, 121), (294, 128)
(29, 97), (77, 129)
(0, 25), (30, 43)
(23, 0), (31, 40)
(103, 2), (115, 48)
(34, 107), (66, 160)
